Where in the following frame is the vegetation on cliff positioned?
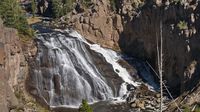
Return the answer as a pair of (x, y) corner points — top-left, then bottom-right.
(0, 0), (33, 37)
(52, 0), (75, 18)
(177, 20), (188, 30)
(79, 99), (93, 112)
(81, 0), (92, 8)
(110, 0), (117, 11)
(31, 0), (36, 17)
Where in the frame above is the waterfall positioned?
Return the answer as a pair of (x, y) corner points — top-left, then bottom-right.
(32, 29), (139, 108)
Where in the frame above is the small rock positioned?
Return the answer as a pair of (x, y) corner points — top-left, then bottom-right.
(190, 13), (195, 23)
(192, 27), (196, 34)
(82, 24), (89, 32)
(72, 9), (77, 15)
(184, 29), (189, 37)
(83, 17), (89, 24)
(136, 100), (145, 110)
(146, 105), (156, 110)
(127, 84), (135, 91)
(79, 16), (84, 23)
(156, 94), (161, 98)
(131, 103), (137, 108)
(157, 98), (161, 103)
(10, 109), (15, 112)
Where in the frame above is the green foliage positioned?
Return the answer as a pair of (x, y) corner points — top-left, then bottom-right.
(52, 0), (75, 18)
(31, 0), (36, 17)
(194, 105), (200, 112)
(177, 20), (188, 30)
(52, 0), (63, 18)
(0, 0), (33, 37)
(183, 107), (190, 112)
(110, 0), (117, 11)
(79, 99), (93, 112)
(183, 105), (200, 112)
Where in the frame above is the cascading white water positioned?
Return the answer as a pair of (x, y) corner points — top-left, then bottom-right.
(33, 29), (139, 108)
(68, 30), (140, 96)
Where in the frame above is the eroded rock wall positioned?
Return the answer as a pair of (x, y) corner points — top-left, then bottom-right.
(66, 0), (123, 50)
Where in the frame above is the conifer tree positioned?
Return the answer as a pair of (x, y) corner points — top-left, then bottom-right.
(0, 0), (32, 36)
(79, 99), (93, 112)
(51, 0), (75, 18)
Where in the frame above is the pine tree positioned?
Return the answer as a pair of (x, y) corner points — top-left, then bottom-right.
(79, 99), (93, 112)
(51, 0), (75, 18)
(0, 0), (32, 37)
(52, 0), (63, 18)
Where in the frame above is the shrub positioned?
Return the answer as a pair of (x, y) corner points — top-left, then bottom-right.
(194, 105), (200, 112)
(110, 0), (117, 11)
(177, 20), (188, 30)
(79, 99), (93, 112)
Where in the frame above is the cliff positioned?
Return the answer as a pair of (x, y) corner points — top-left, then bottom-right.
(0, 18), (24, 112)
(0, 18), (46, 112)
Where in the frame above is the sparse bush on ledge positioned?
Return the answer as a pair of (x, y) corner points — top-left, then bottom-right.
(110, 0), (117, 11)
(79, 99), (93, 112)
(177, 20), (188, 30)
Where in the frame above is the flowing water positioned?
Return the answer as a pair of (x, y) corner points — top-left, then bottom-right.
(32, 29), (140, 108)
(31, 27), (160, 109)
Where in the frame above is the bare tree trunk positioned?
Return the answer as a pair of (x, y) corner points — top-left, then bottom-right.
(159, 19), (163, 112)
(157, 19), (163, 112)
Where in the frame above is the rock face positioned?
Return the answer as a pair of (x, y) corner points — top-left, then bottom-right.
(119, 2), (200, 95)
(0, 18), (40, 112)
(0, 18), (24, 112)
(67, 0), (123, 50)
